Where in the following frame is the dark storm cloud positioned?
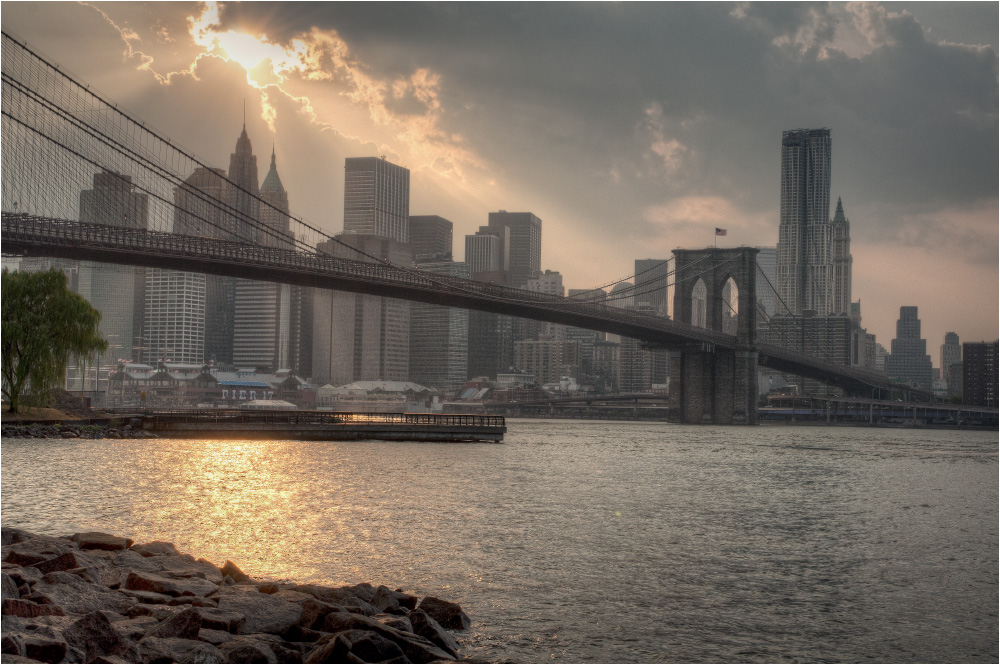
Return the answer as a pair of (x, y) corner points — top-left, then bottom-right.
(214, 2), (997, 221)
(2, 1), (995, 346)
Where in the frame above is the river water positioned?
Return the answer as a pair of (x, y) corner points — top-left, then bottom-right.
(2, 420), (997, 663)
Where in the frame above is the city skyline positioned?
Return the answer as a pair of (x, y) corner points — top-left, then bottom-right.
(1, 2), (996, 352)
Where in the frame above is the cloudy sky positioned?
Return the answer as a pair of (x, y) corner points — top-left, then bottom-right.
(3, 1), (997, 358)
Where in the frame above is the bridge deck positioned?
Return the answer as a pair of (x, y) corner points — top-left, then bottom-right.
(2, 213), (905, 397)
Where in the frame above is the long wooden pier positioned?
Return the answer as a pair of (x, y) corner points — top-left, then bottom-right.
(141, 410), (506, 443)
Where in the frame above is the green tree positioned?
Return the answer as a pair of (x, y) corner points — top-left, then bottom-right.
(2, 268), (107, 413)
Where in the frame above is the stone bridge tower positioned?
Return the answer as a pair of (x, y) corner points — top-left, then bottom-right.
(669, 247), (759, 424)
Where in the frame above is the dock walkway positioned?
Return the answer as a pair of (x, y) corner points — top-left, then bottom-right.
(142, 410), (506, 442)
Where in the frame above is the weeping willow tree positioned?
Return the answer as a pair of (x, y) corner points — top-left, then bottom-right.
(2, 268), (108, 414)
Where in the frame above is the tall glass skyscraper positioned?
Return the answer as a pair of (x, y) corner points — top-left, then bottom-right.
(777, 128), (832, 315)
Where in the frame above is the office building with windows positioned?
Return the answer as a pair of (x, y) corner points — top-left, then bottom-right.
(409, 252), (470, 395)
(312, 235), (412, 385)
(886, 306), (933, 391)
(343, 157), (410, 243)
(409, 215), (453, 262)
(77, 172), (149, 365)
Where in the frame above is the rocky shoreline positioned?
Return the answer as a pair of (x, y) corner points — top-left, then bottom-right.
(1, 528), (470, 663)
(2, 420), (157, 440)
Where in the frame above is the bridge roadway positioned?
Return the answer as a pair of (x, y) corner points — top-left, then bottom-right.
(2, 213), (904, 397)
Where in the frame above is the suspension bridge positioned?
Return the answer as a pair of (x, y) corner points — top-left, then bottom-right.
(0, 31), (917, 424)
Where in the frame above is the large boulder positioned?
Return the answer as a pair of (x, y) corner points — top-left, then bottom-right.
(417, 596), (471, 630)
(3, 536), (77, 567)
(4, 566), (43, 588)
(393, 589), (418, 611)
(1, 598), (66, 618)
(292, 585), (381, 616)
(198, 628), (236, 646)
(168, 595), (219, 608)
(69, 532), (134, 551)
(220, 560), (253, 584)
(371, 585), (403, 614)
(117, 588), (173, 605)
(129, 541), (181, 558)
(110, 615), (159, 641)
(62, 610), (134, 662)
(308, 629), (408, 664)
(304, 632), (353, 664)
(214, 587), (303, 636)
(31, 572), (135, 615)
(139, 635), (219, 663)
(196, 607), (248, 634)
(1, 527), (33, 547)
(297, 598), (342, 631)
(322, 611), (455, 663)
(372, 612), (413, 633)
(2, 572), (21, 601)
(30, 551), (100, 576)
(408, 609), (460, 658)
(123, 570), (217, 598)
(0, 633), (68, 663)
(217, 636), (278, 664)
(143, 606), (203, 640)
(156, 555), (224, 584)
(271, 589), (315, 604)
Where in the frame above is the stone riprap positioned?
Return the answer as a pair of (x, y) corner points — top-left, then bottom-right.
(2, 419), (157, 440)
(1, 527), (470, 664)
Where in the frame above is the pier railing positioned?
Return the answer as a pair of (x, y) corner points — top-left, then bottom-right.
(142, 410), (506, 428)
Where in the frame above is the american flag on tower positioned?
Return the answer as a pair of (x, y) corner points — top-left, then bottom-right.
(715, 228), (727, 236)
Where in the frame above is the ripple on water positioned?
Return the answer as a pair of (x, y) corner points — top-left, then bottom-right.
(2, 422), (997, 663)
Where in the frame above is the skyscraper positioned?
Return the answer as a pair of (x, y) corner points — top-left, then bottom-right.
(409, 215), (453, 262)
(77, 172), (149, 366)
(634, 259), (669, 318)
(483, 210), (542, 288)
(410, 260), (470, 394)
(344, 157), (410, 243)
(886, 306), (933, 391)
(142, 270), (205, 365)
(233, 145), (301, 372)
(464, 233), (503, 276)
(962, 341), (998, 407)
(463, 216), (538, 379)
(831, 197), (853, 316)
(777, 128), (832, 315)
(941, 332), (962, 393)
(144, 166), (229, 365)
(227, 125), (260, 243)
(312, 235), (411, 385)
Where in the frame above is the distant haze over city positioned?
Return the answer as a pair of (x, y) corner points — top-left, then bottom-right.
(3, 1), (997, 354)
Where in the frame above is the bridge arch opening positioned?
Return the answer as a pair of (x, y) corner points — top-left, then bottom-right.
(691, 278), (707, 328)
(721, 276), (739, 335)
